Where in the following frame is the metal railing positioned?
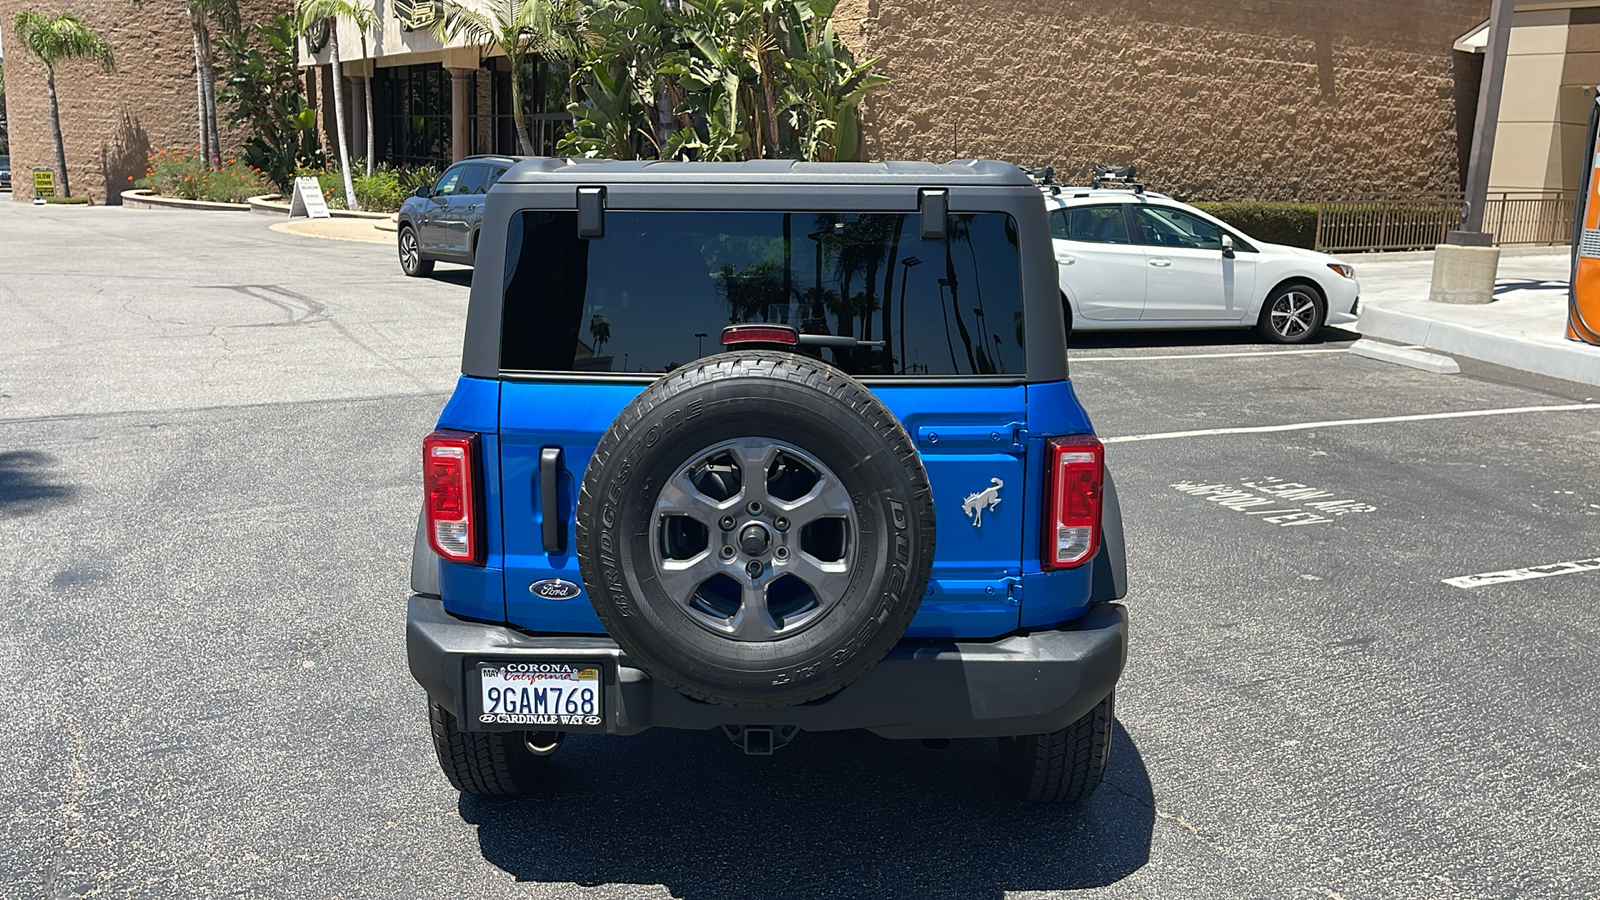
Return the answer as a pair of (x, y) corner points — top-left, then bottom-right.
(1314, 191), (1576, 253)
(1315, 196), (1464, 253)
(528, 112), (574, 156)
(1482, 191), (1575, 247)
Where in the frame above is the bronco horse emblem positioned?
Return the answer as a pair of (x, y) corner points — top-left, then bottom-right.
(961, 478), (1004, 527)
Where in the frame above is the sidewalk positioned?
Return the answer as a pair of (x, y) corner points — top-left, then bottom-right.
(1353, 248), (1600, 387)
(267, 214), (396, 244)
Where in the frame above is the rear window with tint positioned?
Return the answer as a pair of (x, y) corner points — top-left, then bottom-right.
(500, 210), (1024, 377)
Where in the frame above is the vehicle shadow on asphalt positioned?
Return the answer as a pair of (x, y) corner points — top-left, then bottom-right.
(0, 450), (78, 517)
(460, 722), (1154, 898)
(1068, 326), (1358, 350)
(426, 269), (474, 288)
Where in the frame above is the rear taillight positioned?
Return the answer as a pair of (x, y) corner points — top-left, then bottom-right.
(423, 430), (483, 565)
(1043, 435), (1104, 569)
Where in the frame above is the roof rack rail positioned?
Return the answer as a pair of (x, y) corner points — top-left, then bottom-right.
(1090, 164), (1144, 195)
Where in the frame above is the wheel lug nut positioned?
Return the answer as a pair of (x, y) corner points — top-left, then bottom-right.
(746, 560), (763, 577)
(719, 516), (736, 532)
(746, 501), (763, 516)
(774, 546), (789, 560)
(773, 516), (789, 532)
(720, 546), (736, 560)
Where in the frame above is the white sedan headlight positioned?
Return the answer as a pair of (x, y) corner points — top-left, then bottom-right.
(1327, 263), (1355, 279)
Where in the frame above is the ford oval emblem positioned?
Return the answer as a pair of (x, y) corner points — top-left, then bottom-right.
(529, 578), (582, 600)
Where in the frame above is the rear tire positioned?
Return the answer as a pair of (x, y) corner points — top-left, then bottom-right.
(399, 225), (434, 277)
(998, 691), (1114, 803)
(428, 702), (548, 796)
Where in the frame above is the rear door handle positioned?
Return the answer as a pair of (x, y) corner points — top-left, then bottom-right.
(1148, 258), (1172, 267)
(540, 447), (566, 554)
(1056, 254), (1076, 265)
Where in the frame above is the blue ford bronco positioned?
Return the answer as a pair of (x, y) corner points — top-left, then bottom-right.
(407, 159), (1129, 803)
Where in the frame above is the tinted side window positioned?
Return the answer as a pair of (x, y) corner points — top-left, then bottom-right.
(488, 167), (508, 189)
(432, 167), (464, 197)
(1049, 209), (1071, 239)
(501, 210), (1024, 377)
(1134, 206), (1223, 250)
(1064, 206), (1130, 244)
(457, 165), (489, 195)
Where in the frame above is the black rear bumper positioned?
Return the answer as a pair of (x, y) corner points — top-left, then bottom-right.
(407, 594), (1126, 739)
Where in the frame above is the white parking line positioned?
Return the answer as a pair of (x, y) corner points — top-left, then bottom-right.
(1103, 403), (1600, 444)
(1073, 348), (1349, 362)
(1444, 557), (1600, 589)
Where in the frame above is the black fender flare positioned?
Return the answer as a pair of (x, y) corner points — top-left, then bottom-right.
(411, 509), (440, 597)
(1090, 469), (1128, 602)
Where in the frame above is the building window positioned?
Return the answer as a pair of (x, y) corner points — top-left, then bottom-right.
(374, 64), (452, 167)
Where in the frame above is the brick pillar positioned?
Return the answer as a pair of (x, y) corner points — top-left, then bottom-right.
(448, 68), (474, 162)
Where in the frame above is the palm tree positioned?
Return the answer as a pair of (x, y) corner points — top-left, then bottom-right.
(326, 0), (378, 176)
(188, 0), (238, 170)
(434, 0), (578, 155)
(128, 0), (235, 170)
(12, 10), (114, 199)
(296, 0), (369, 209)
(588, 314), (610, 354)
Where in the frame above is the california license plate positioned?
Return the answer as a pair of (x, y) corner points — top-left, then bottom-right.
(477, 662), (604, 728)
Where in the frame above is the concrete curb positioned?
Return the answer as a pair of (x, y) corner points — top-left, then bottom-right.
(1358, 305), (1600, 387)
(1349, 339), (1461, 374)
(119, 190), (249, 212)
(246, 194), (395, 221)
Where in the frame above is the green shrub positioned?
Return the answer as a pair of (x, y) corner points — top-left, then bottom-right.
(136, 149), (270, 203)
(293, 163), (442, 213)
(354, 168), (405, 213)
(1192, 202), (1319, 250)
(44, 195), (91, 205)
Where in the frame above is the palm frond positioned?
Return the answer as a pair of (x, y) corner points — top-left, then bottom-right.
(12, 9), (115, 73)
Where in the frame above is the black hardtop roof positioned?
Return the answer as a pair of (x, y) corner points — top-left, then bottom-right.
(499, 157), (1033, 187)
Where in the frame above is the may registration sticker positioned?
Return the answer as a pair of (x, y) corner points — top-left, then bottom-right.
(478, 662), (603, 727)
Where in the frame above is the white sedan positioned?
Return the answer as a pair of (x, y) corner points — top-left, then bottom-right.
(1046, 190), (1359, 343)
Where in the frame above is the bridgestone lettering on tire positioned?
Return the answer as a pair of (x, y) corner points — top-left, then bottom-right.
(575, 351), (936, 708)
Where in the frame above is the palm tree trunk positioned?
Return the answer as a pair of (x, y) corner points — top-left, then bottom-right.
(191, 27), (211, 169)
(879, 220), (902, 364)
(327, 25), (359, 210)
(943, 243), (978, 373)
(202, 29), (223, 169)
(364, 74), (374, 176)
(45, 71), (69, 198)
(196, 20), (220, 169)
(511, 56), (536, 155)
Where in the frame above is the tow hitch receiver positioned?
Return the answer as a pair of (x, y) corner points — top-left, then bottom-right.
(721, 724), (801, 755)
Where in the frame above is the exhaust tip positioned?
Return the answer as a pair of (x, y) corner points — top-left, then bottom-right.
(525, 731), (564, 756)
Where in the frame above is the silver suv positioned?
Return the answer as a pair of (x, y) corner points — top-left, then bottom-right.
(396, 155), (523, 277)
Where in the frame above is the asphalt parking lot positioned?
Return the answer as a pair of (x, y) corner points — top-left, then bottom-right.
(2, 204), (1598, 899)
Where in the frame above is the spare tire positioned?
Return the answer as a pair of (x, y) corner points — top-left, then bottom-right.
(575, 351), (936, 708)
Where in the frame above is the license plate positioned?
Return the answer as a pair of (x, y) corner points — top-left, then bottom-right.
(477, 662), (604, 728)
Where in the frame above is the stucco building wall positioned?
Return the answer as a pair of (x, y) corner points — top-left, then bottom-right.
(834, 0), (1491, 200)
(0, 0), (290, 204)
